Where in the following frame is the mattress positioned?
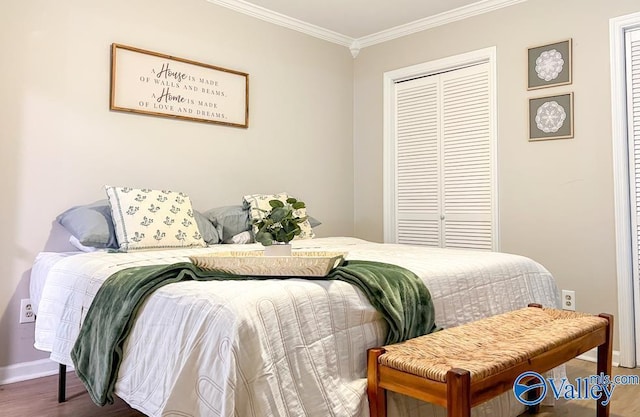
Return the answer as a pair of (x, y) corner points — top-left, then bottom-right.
(32, 237), (561, 417)
(30, 251), (80, 316)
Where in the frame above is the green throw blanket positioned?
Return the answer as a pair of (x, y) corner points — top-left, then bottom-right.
(71, 260), (438, 406)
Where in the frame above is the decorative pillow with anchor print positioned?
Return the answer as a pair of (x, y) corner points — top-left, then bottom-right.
(105, 185), (206, 252)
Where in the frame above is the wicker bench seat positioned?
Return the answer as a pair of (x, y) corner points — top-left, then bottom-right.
(367, 304), (613, 417)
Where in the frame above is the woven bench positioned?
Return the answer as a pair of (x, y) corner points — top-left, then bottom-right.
(367, 304), (613, 417)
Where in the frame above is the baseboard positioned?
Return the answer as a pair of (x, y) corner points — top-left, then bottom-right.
(0, 358), (73, 385)
(576, 348), (621, 367)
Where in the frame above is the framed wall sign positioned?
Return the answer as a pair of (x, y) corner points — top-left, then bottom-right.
(528, 93), (574, 141)
(527, 39), (572, 90)
(110, 43), (249, 128)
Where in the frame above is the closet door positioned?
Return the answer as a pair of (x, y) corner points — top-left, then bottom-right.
(392, 62), (495, 250)
(395, 75), (442, 246)
(440, 64), (493, 250)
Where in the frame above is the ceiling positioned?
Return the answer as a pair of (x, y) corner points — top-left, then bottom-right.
(206, 0), (525, 55)
(234, 0), (482, 39)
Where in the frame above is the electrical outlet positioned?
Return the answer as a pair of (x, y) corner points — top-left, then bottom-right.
(19, 298), (35, 324)
(562, 290), (576, 311)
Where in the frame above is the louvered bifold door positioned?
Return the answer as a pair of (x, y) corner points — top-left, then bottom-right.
(440, 63), (493, 250)
(395, 76), (442, 246)
(627, 29), (640, 306)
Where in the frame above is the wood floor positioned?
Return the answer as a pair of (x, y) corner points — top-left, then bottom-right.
(519, 359), (640, 417)
(0, 369), (143, 417)
(0, 359), (639, 416)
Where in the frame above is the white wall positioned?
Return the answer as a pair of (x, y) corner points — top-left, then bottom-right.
(353, 0), (640, 349)
(0, 0), (354, 367)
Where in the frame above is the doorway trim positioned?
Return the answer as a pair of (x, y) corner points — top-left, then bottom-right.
(610, 11), (640, 368)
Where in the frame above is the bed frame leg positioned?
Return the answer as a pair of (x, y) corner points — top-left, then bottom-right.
(58, 363), (66, 403)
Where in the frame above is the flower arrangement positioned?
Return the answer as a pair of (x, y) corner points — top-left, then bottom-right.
(253, 198), (308, 246)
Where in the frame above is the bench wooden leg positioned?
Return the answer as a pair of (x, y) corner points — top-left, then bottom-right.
(447, 368), (471, 417)
(597, 313), (614, 417)
(526, 378), (541, 414)
(367, 348), (387, 417)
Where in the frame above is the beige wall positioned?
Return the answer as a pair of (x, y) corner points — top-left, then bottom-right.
(354, 0), (640, 349)
(0, 0), (354, 367)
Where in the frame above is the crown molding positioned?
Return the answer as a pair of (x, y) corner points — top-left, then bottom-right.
(357, 0), (527, 49)
(206, 0), (526, 57)
(206, 0), (353, 48)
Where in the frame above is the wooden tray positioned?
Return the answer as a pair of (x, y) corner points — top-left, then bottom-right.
(189, 251), (346, 277)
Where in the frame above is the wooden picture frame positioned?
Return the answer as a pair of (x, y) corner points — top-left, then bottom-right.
(110, 43), (249, 128)
(528, 93), (574, 141)
(527, 39), (572, 90)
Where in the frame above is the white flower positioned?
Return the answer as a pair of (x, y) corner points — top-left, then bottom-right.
(535, 49), (564, 81)
(535, 101), (566, 133)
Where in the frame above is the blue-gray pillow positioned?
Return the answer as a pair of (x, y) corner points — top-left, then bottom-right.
(56, 200), (118, 249)
(203, 205), (252, 242)
(193, 210), (222, 245)
(308, 216), (321, 228)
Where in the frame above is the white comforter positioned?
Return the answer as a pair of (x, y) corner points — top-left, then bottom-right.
(33, 237), (561, 417)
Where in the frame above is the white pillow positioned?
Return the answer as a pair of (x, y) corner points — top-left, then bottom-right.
(69, 235), (101, 252)
(222, 231), (253, 244)
(106, 186), (206, 251)
(242, 192), (314, 240)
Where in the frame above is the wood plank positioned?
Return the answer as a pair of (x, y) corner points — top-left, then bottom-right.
(0, 370), (144, 417)
(378, 365), (448, 406)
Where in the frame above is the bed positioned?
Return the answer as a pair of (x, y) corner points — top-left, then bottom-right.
(31, 236), (562, 417)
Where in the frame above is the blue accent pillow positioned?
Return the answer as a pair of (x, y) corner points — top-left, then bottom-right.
(193, 210), (222, 245)
(308, 216), (321, 228)
(56, 200), (118, 249)
(203, 205), (252, 242)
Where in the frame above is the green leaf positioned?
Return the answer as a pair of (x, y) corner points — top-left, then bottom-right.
(282, 222), (299, 234)
(275, 228), (289, 243)
(270, 207), (290, 222)
(286, 197), (297, 204)
(292, 201), (305, 209)
(255, 231), (274, 246)
(269, 199), (285, 208)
